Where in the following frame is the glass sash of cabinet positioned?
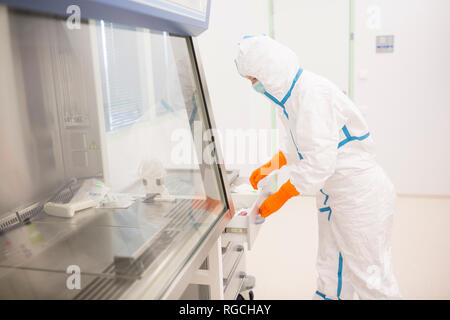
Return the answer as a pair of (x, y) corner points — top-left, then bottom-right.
(0, 8), (229, 299)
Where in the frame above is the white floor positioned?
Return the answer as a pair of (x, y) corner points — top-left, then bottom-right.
(246, 195), (450, 299)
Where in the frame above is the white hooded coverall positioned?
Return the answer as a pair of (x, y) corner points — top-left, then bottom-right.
(235, 35), (401, 300)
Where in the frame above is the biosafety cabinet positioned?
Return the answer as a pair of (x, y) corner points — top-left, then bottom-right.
(0, 0), (261, 299)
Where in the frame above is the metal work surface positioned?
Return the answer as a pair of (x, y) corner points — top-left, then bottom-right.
(0, 189), (222, 299)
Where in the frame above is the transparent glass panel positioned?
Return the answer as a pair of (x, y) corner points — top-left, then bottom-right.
(0, 7), (228, 299)
(180, 284), (210, 300)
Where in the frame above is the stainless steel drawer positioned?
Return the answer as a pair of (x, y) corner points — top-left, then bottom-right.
(224, 208), (263, 250)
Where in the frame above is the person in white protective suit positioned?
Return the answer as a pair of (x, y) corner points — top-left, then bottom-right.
(235, 35), (402, 300)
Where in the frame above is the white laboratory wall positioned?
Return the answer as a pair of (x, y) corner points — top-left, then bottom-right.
(353, 0), (450, 195)
(271, 0), (350, 195)
(245, 1), (450, 300)
(273, 0), (350, 92)
(197, 0), (275, 177)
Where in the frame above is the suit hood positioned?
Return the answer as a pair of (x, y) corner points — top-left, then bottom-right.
(235, 35), (300, 102)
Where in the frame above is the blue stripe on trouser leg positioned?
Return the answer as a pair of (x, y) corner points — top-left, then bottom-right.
(337, 252), (343, 299)
(314, 191), (351, 300)
(315, 290), (334, 300)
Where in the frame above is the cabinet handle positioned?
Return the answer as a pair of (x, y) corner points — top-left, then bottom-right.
(223, 246), (244, 289)
(221, 241), (232, 255)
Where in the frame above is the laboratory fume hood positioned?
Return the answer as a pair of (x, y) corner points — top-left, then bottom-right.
(0, 0), (262, 300)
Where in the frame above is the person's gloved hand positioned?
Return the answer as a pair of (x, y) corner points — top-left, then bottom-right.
(259, 180), (299, 218)
(249, 151), (287, 190)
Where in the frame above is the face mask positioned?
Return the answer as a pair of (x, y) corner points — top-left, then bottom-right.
(252, 80), (265, 94)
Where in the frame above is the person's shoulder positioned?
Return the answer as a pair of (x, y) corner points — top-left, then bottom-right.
(302, 70), (349, 101)
(301, 70), (333, 87)
(298, 70), (333, 97)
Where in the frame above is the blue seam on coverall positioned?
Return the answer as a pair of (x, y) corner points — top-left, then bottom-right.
(264, 68), (304, 159)
(319, 206), (332, 221)
(281, 68), (303, 104)
(338, 125), (370, 149)
(319, 189), (332, 220)
(263, 68), (303, 120)
(320, 189), (329, 205)
(263, 91), (290, 119)
(289, 130), (304, 160)
(337, 252), (343, 299)
(315, 253), (343, 300)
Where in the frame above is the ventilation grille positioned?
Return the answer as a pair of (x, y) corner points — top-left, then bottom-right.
(0, 214), (21, 232)
(17, 203), (43, 222)
(1, 180), (79, 234)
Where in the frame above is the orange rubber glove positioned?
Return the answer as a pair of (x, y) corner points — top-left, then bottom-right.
(259, 180), (300, 218)
(249, 151), (287, 190)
